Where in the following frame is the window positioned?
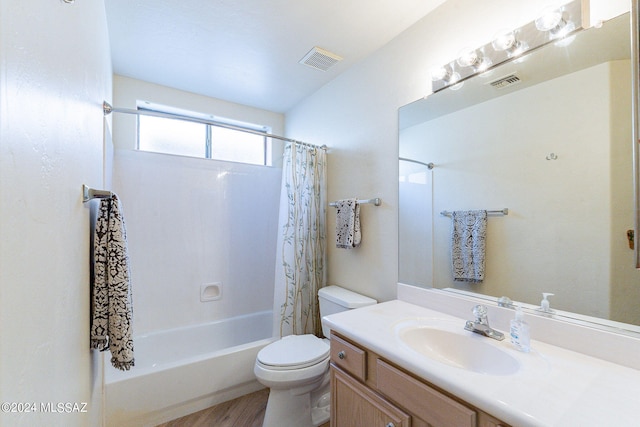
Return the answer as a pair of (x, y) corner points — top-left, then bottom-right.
(137, 103), (272, 166)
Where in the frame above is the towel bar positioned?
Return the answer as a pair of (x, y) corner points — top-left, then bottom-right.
(82, 184), (113, 203)
(329, 198), (381, 207)
(440, 208), (508, 217)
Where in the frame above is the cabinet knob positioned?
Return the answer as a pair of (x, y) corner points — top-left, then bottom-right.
(386, 423), (395, 427)
(338, 351), (346, 359)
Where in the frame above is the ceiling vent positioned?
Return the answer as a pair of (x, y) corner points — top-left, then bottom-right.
(299, 47), (343, 72)
(488, 73), (521, 89)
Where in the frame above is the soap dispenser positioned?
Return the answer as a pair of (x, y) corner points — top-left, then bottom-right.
(540, 293), (554, 313)
(510, 305), (530, 352)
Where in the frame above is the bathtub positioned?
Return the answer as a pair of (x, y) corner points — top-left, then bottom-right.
(104, 310), (275, 427)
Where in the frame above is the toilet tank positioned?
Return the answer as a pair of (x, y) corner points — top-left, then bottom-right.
(318, 285), (377, 337)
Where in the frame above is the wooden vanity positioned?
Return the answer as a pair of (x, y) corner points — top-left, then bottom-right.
(330, 332), (509, 427)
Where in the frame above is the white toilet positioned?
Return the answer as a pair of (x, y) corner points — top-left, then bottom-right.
(254, 285), (377, 427)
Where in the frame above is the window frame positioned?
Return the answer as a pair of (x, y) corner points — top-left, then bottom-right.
(136, 102), (272, 166)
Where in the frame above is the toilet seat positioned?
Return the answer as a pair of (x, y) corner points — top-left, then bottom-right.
(257, 334), (329, 371)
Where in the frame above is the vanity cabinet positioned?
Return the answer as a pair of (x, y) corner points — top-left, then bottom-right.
(330, 333), (510, 427)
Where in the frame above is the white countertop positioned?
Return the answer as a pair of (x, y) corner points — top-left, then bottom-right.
(323, 300), (640, 427)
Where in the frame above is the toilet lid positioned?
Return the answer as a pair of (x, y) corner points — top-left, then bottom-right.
(257, 334), (329, 370)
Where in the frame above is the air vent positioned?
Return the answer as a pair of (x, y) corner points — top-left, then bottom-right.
(299, 47), (343, 72)
(489, 74), (521, 89)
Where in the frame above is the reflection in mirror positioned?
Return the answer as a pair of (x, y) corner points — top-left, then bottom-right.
(398, 12), (640, 332)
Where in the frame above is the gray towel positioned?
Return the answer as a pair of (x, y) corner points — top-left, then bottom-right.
(335, 199), (361, 249)
(90, 195), (135, 371)
(451, 210), (487, 282)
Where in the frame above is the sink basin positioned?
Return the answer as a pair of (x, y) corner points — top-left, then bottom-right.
(397, 325), (520, 375)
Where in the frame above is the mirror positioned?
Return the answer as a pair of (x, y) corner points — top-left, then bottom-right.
(398, 11), (640, 331)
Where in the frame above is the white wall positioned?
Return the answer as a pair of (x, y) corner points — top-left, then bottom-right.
(285, 0), (631, 303)
(0, 1), (112, 426)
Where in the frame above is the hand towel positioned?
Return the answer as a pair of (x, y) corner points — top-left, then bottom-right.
(451, 210), (487, 282)
(335, 198), (361, 249)
(90, 195), (135, 371)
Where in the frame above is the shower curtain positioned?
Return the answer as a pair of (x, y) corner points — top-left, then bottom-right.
(274, 142), (327, 338)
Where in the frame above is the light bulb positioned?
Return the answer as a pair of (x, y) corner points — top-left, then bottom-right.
(535, 8), (564, 32)
(456, 49), (481, 68)
(492, 30), (527, 58)
(476, 57), (492, 72)
(430, 65), (451, 82)
(492, 31), (516, 51)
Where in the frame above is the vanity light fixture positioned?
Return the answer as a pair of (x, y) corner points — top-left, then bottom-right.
(430, 0), (583, 93)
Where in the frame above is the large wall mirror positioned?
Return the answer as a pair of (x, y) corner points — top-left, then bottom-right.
(398, 10), (640, 332)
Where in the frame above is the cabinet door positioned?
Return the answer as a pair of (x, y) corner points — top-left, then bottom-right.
(478, 412), (511, 427)
(331, 366), (410, 427)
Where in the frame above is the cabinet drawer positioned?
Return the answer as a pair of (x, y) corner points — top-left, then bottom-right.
(330, 334), (367, 382)
(377, 359), (476, 427)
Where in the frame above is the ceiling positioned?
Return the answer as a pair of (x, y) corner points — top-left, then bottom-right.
(105, 0), (446, 113)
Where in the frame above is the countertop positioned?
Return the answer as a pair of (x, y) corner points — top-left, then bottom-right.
(322, 299), (640, 427)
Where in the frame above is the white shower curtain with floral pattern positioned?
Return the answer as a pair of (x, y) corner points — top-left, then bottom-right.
(273, 142), (327, 338)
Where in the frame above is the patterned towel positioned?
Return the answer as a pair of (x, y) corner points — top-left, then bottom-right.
(335, 199), (361, 249)
(90, 195), (135, 371)
(451, 210), (487, 282)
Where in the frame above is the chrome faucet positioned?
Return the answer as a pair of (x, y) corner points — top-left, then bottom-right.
(497, 296), (514, 309)
(464, 305), (505, 341)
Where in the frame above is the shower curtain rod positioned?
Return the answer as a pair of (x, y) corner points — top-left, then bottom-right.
(102, 101), (327, 150)
(399, 157), (434, 169)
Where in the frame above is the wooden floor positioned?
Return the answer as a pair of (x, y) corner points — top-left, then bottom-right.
(156, 389), (330, 427)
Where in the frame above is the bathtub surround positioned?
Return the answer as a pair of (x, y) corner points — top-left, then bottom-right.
(112, 150), (280, 334)
(274, 142), (327, 337)
(90, 195), (135, 371)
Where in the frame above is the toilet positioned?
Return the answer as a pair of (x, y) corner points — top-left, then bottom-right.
(254, 285), (377, 427)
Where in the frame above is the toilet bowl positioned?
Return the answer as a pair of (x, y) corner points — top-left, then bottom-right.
(254, 334), (331, 427)
(254, 285), (377, 427)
